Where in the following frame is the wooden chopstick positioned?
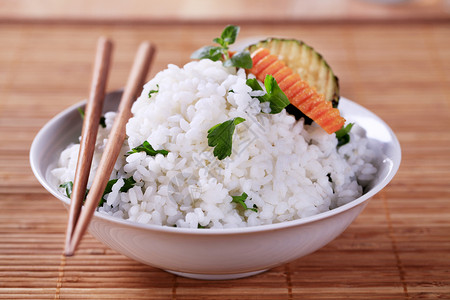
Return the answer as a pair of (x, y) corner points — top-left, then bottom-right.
(64, 37), (113, 252)
(65, 41), (156, 256)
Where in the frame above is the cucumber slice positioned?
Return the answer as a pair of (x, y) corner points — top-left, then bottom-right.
(247, 38), (339, 108)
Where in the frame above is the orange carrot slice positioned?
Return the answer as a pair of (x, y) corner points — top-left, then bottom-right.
(272, 66), (292, 83)
(251, 48), (270, 66)
(277, 73), (301, 91)
(291, 87), (315, 107)
(284, 81), (310, 99)
(258, 62), (285, 83)
(251, 55), (278, 77)
(249, 48), (345, 134)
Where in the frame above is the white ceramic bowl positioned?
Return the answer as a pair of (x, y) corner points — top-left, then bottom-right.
(30, 91), (401, 280)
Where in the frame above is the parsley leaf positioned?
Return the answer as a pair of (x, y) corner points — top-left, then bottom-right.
(191, 25), (253, 69)
(102, 180), (117, 197)
(127, 141), (169, 156)
(77, 107), (106, 128)
(77, 107), (85, 119)
(59, 181), (73, 198)
(103, 177), (136, 195)
(335, 123), (354, 147)
(327, 173), (333, 183)
(207, 117), (245, 160)
(231, 192), (258, 212)
(101, 177), (136, 206)
(59, 181), (89, 202)
(148, 84), (159, 98)
(246, 75), (290, 114)
(99, 116), (106, 128)
(59, 177), (136, 207)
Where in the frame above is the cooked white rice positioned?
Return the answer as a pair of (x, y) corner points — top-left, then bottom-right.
(51, 59), (377, 229)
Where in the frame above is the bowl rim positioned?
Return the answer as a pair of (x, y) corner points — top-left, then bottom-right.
(30, 93), (401, 236)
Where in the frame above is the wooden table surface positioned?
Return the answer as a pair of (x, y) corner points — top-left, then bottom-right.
(1, 1), (450, 299)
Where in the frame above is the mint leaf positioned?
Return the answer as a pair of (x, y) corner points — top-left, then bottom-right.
(220, 25), (239, 45)
(213, 37), (224, 47)
(59, 181), (73, 198)
(335, 123), (354, 147)
(191, 25), (253, 69)
(224, 50), (252, 69)
(231, 192), (258, 212)
(246, 75), (290, 114)
(191, 45), (223, 61)
(148, 84), (159, 98)
(127, 141), (169, 156)
(207, 117), (245, 160)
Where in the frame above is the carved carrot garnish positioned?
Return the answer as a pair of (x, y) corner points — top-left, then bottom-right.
(249, 48), (345, 134)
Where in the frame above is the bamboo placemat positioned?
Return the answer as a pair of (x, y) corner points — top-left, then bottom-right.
(0, 22), (449, 299)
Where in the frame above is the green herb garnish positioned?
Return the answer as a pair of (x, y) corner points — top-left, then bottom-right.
(223, 50), (253, 69)
(99, 116), (106, 128)
(327, 173), (333, 183)
(103, 177), (136, 195)
(59, 181), (89, 202)
(335, 123), (354, 147)
(207, 117), (245, 160)
(60, 176), (136, 207)
(59, 181), (73, 198)
(100, 177), (136, 206)
(127, 141), (169, 157)
(231, 192), (258, 212)
(120, 177), (136, 192)
(246, 75), (290, 114)
(191, 46), (223, 62)
(77, 107), (106, 128)
(191, 25), (252, 69)
(77, 107), (85, 119)
(213, 24), (239, 46)
(148, 84), (159, 98)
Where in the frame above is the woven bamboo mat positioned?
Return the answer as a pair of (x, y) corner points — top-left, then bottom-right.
(0, 22), (449, 299)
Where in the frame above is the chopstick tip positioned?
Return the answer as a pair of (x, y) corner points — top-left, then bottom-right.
(64, 248), (74, 257)
(97, 36), (113, 49)
(139, 41), (156, 52)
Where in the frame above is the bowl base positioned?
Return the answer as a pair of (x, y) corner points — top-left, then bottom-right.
(165, 269), (268, 280)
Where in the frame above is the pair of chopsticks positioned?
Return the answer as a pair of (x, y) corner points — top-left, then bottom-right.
(64, 37), (156, 256)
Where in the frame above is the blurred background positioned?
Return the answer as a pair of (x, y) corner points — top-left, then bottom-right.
(1, 0), (449, 23)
